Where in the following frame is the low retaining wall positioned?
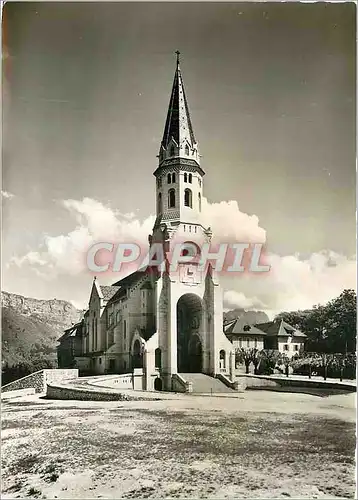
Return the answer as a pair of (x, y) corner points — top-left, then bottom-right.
(46, 383), (160, 402)
(1, 369), (79, 394)
(1, 388), (36, 400)
(172, 374), (192, 393)
(215, 373), (244, 391)
(236, 374), (356, 391)
(86, 374), (133, 390)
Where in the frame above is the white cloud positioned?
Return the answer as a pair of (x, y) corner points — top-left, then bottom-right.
(9, 197), (155, 277)
(223, 290), (266, 310)
(8, 196), (356, 314)
(1, 190), (15, 199)
(201, 198), (266, 244)
(222, 250), (356, 316)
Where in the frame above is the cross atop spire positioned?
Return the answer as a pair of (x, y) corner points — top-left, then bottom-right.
(175, 50), (180, 66)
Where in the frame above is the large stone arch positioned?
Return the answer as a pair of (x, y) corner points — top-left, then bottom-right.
(176, 293), (203, 373)
(130, 331), (145, 370)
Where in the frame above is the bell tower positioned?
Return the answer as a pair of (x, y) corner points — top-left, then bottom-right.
(149, 53), (235, 391)
(151, 52), (211, 249)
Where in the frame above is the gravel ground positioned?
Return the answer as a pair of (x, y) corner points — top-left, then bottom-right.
(1, 390), (356, 499)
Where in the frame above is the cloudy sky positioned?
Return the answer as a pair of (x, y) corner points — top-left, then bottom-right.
(2, 2), (356, 315)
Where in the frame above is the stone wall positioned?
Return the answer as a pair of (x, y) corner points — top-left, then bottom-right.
(87, 374), (133, 389)
(2, 370), (46, 393)
(2, 369), (79, 394)
(236, 374), (356, 391)
(1, 388), (36, 400)
(46, 384), (159, 402)
(44, 369), (79, 386)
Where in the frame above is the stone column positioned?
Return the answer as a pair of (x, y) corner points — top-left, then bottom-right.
(229, 350), (235, 381)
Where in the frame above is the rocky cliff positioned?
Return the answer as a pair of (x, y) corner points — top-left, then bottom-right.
(1, 291), (84, 380)
(1, 291), (82, 326)
(223, 308), (270, 325)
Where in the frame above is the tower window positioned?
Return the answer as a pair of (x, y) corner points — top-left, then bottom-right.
(157, 192), (162, 214)
(172, 172), (176, 183)
(184, 173), (187, 183)
(185, 144), (189, 155)
(184, 188), (192, 208)
(167, 173), (171, 184)
(189, 173), (192, 183)
(198, 178), (202, 187)
(198, 192), (201, 212)
(168, 188), (176, 208)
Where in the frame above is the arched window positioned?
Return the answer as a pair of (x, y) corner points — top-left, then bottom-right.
(155, 348), (162, 370)
(220, 350), (226, 371)
(189, 173), (192, 183)
(167, 173), (171, 184)
(184, 173), (187, 183)
(123, 320), (126, 339)
(185, 144), (189, 155)
(170, 145), (175, 156)
(168, 188), (176, 208)
(184, 188), (192, 208)
(198, 192), (201, 212)
(172, 172), (176, 183)
(157, 192), (162, 214)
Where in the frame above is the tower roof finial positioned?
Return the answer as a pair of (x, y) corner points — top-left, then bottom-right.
(175, 50), (180, 67)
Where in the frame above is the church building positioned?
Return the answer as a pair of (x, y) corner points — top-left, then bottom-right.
(59, 53), (236, 391)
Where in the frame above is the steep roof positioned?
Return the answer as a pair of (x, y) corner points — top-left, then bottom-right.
(161, 54), (196, 152)
(58, 321), (83, 343)
(225, 318), (267, 337)
(108, 267), (159, 305)
(254, 320), (307, 338)
(99, 285), (120, 301)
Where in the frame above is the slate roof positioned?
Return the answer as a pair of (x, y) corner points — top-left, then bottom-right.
(224, 318), (267, 337)
(254, 320), (307, 338)
(161, 59), (196, 151)
(58, 321), (83, 343)
(223, 318), (307, 339)
(99, 285), (120, 301)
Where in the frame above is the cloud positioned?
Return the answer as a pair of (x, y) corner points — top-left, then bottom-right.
(1, 190), (15, 199)
(223, 290), (266, 310)
(9, 197), (155, 277)
(222, 250), (356, 316)
(8, 196), (356, 314)
(202, 198), (266, 244)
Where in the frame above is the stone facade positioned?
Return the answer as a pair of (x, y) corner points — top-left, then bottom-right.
(57, 56), (235, 392)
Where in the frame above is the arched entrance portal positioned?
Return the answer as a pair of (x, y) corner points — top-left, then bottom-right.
(132, 339), (143, 369)
(177, 293), (203, 373)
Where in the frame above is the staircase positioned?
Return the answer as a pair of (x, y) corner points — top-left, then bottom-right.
(179, 373), (235, 393)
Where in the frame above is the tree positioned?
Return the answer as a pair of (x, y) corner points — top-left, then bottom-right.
(258, 350), (282, 375)
(281, 354), (293, 377)
(324, 289), (357, 353)
(275, 289), (357, 354)
(235, 348), (253, 374)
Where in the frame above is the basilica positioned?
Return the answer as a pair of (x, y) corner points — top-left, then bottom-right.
(57, 54), (305, 391)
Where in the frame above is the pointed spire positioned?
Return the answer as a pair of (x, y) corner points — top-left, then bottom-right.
(159, 52), (199, 164)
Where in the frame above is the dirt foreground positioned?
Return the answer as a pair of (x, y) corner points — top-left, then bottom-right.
(1, 389), (356, 499)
